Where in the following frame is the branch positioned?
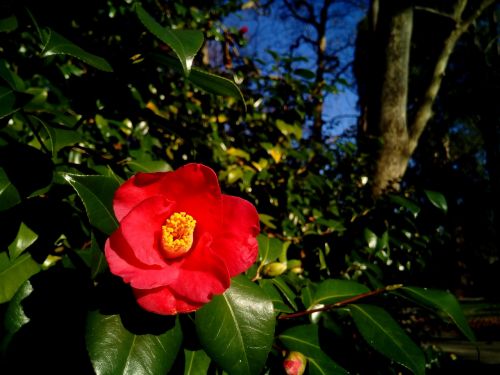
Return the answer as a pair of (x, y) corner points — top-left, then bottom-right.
(278, 284), (403, 320)
(283, 0), (318, 27)
(408, 0), (497, 152)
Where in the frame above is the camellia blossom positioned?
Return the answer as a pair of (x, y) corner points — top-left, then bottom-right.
(105, 163), (260, 315)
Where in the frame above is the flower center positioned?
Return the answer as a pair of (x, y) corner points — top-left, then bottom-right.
(161, 212), (196, 259)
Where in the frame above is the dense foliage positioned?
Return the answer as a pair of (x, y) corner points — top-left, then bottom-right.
(0, 0), (496, 374)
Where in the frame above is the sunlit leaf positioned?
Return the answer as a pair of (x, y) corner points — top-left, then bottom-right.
(272, 276), (298, 311)
(349, 304), (425, 375)
(8, 222), (38, 259)
(0, 252), (40, 303)
(62, 174), (119, 235)
(126, 159), (172, 173)
(136, 4), (203, 75)
(40, 28), (112, 72)
(86, 311), (182, 375)
(399, 286), (475, 342)
(424, 190), (448, 213)
(259, 279), (293, 313)
(279, 324), (349, 375)
(195, 275), (275, 375)
(153, 54), (245, 106)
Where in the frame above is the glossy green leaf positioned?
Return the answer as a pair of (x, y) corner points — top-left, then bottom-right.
(363, 228), (377, 250)
(34, 117), (82, 155)
(0, 252), (40, 303)
(0, 85), (17, 119)
(8, 222), (38, 259)
(195, 275), (275, 375)
(76, 233), (108, 279)
(40, 28), (112, 72)
(189, 67), (246, 108)
(153, 54), (245, 106)
(279, 324), (349, 375)
(86, 311), (182, 375)
(399, 286), (475, 342)
(136, 4), (203, 75)
(349, 304), (425, 375)
(0, 15), (18, 33)
(62, 174), (119, 235)
(424, 190), (448, 213)
(259, 279), (293, 313)
(272, 276), (298, 310)
(257, 234), (285, 265)
(126, 159), (172, 173)
(0, 59), (24, 90)
(184, 349), (211, 375)
(389, 194), (420, 218)
(1, 280), (33, 351)
(309, 279), (370, 308)
(0, 166), (21, 211)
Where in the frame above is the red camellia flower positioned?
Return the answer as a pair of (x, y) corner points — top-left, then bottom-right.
(105, 163), (260, 315)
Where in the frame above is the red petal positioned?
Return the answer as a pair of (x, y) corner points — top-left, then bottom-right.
(133, 286), (203, 315)
(113, 172), (165, 221)
(105, 229), (179, 289)
(119, 195), (175, 266)
(213, 195), (260, 276)
(113, 164), (223, 237)
(168, 232), (230, 304)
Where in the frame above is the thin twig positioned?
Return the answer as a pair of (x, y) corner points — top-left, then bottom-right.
(278, 283), (403, 320)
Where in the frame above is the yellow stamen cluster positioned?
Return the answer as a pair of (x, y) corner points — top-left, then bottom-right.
(161, 212), (196, 259)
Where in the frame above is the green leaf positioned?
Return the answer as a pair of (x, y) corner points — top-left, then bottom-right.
(349, 304), (425, 375)
(363, 228), (377, 251)
(0, 166), (21, 211)
(309, 279), (370, 308)
(279, 324), (349, 375)
(189, 67), (246, 109)
(276, 119), (302, 139)
(153, 54), (245, 106)
(399, 286), (475, 342)
(1, 280), (33, 351)
(195, 275), (275, 375)
(259, 279), (293, 313)
(33, 117), (82, 156)
(86, 311), (182, 375)
(0, 85), (18, 119)
(257, 234), (285, 265)
(62, 174), (119, 235)
(126, 159), (172, 173)
(0, 15), (18, 33)
(272, 276), (298, 311)
(389, 194), (420, 218)
(76, 233), (108, 279)
(424, 190), (448, 213)
(0, 59), (25, 90)
(8, 222), (38, 259)
(40, 28), (112, 72)
(294, 68), (316, 80)
(184, 349), (211, 375)
(136, 4), (203, 75)
(0, 252), (40, 303)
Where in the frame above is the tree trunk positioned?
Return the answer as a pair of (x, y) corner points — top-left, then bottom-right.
(356, 0), (497, 198)
(371, 1), (413, 197)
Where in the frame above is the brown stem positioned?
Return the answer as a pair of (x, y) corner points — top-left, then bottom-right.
(278, 283), (403, 320)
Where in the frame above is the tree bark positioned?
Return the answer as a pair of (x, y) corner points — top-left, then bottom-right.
(371, 0), (413, 197)
(357, 0), (497, 197)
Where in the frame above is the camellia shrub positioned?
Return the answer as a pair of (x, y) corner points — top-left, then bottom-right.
(0, 1), (476, 374)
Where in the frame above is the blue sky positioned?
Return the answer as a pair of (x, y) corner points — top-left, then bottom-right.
(223, 1), (367, 137)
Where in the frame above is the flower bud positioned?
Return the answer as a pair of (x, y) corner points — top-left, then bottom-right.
(284, 351), (307, 375)
(262, 262), (287, 277)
